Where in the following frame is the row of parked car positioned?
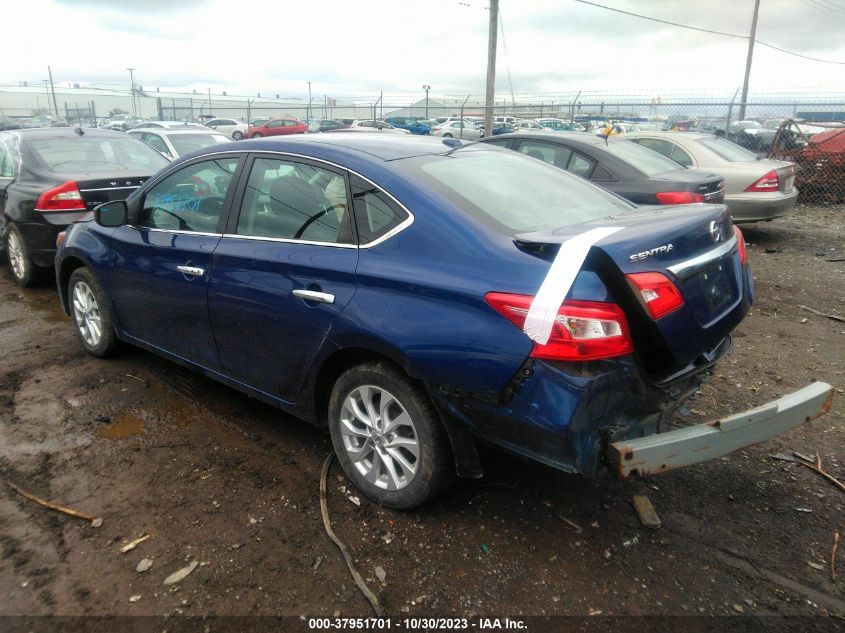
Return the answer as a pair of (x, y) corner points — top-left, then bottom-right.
(1, 124), (826, 510)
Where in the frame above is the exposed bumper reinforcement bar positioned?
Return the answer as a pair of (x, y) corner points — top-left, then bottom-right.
(609, 382), (834, 479)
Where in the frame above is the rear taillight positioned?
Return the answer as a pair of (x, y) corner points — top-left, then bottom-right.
(36, 181), (85, 211)
(627, 272), (685, 319)
(733, 226), (747, 265)
(744, 170), (778, 192)
(485, 293), (633, 361)
(654, 191), (705, 205)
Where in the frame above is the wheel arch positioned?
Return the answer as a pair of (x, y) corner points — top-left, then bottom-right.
(58, 255), (89, 315)
(312, 346), (483, 479)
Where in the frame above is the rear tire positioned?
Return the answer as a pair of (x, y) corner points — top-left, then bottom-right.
(68, 267), (118, 357)
(328, 362), (454, 509)
(5, 223), (40, 287)
(232, 131), (243, 140)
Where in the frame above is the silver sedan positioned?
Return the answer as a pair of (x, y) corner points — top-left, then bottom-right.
(626, 131), (797, 223)
(432, 120), (484, 140)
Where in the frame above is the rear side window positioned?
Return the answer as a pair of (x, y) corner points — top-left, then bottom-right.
(567, 152), (595, 178)
(351, 177), (408, 244)
(670, 144), (693, 167)
(27, 136), (169, 174)
(516, 139), (572, 169)
(235, 157), (353, 244)
(139, 157), (238, 233)
(698, 137), (758, 162)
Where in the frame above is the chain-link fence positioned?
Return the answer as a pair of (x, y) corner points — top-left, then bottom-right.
(2, 85), (844, 206)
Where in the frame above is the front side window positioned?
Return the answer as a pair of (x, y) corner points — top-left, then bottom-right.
(139, 157), (239, 232)
(266, 120), (283, 128)
(235, 157), (353, 244)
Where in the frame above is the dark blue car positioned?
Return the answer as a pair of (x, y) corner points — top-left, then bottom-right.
(55, 135), (832, 508)
(383, 117), (431, 135)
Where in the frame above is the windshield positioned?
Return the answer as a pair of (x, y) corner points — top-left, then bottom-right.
(604, 139), (685, 176)
(27, 135), (170, 173)
(168, 133), (231, 155)
(698, 137), (758, 162)
(399, 147), (634, 234)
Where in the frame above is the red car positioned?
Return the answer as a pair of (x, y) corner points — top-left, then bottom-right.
(246, 118), (307, 138)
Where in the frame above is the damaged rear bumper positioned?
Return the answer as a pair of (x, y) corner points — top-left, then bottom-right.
(608, 382), (834, 478)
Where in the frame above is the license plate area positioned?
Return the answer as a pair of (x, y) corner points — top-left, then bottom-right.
(682, 255), (740, 327)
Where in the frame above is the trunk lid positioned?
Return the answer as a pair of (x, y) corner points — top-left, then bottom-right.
(69, 172), (151, 211)
(515, 203), (749, 373)
(655, 169), (725, 202)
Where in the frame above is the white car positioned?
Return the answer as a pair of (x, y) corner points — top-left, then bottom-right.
(127, 128), (232, 159)
(432, 120), (483, 140)
(132, 120), (210, 130)
(349, 120), (411, 134)
(205, 118), (249, 140)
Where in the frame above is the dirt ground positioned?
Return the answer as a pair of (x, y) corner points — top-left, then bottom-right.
(0, 206), (843, 630)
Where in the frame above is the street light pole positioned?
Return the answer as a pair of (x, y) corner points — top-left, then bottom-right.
(738, 0), (760, 121)
(422, 84), (431, 119)
(483, 0), (499, 138)
(126, 68), (137, 116)
(46, 66), (59, 117)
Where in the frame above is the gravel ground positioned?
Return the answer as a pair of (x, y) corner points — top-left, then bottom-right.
(0, 205), (843, 630)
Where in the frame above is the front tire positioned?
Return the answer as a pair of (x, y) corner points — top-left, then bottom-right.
(251, 132), (263, 138)
(232, 131), (243, 140)
(68, 267), (118, 357)
(328, 362), (454, 509)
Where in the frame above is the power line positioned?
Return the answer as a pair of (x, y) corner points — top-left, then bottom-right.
(571, 0), (845, 65)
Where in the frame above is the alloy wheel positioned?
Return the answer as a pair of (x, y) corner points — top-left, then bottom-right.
(339, 385), (420, 491)
(72, 281), (102, 347)
(7, 229), (26, 281)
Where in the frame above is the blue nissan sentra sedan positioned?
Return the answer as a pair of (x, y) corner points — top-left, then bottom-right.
(55, 134), (832, 508)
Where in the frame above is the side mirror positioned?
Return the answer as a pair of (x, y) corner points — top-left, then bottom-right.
(94, 200), (128, 227)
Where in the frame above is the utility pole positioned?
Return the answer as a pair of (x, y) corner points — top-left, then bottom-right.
(307, 81), (312, 121)
(207, 87), (212, 117)
(422, 84), (431, 119)
(47, 66), (59, 117)
(484, 0), (499, 137)
(127, 68), (137, 116)
(738, 0), (760, 120)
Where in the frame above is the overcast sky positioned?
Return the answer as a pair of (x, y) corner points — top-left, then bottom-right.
(5, 0), (845, 99)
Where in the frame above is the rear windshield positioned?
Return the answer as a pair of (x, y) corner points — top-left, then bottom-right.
(698, 137), (758, 162)
(168, 133), (231, 155)
(402, 147), (634, 234)
(604, 139), (685, 176)
(27, 136), (169, 173)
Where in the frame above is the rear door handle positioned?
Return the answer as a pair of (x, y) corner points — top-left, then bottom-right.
(292, 289), (335, 304)
(176, 265), (205, 277)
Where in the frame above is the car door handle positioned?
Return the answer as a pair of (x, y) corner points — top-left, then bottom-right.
(292, 289), (335, 304)
(176, 265), (205, 277)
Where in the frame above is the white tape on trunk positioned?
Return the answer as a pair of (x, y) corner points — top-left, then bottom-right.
(524, 226), (624, 345)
